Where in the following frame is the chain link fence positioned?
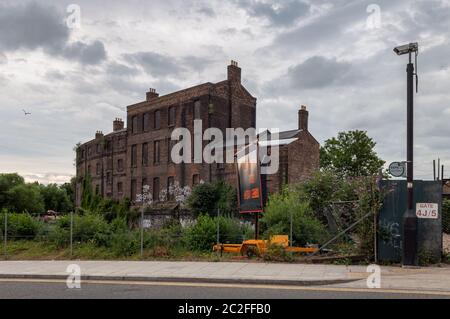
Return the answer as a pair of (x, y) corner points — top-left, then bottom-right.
(0, 211), (253, 260)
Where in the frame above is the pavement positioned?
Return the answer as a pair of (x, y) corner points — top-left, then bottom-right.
(1, 260), (450, 293)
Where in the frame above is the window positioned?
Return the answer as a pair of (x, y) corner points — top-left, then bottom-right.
(117, 159), (124, 172)
(117, 182), (123, 194)
(192, 174), (200, 186)
(81, 149), (85, 159)
(168, 106), (176, 126)
(142, 178), (148, 195)
(132, 115), (138, 134)
(96, 163), (101, 175)
(96, 143), (101, 153)
(107, 159), (112, 170)
(131, 179), (137, 202)
(251, 108), (256, 128)
(154, 110), (161, 129)
(88, 146), (92, 156)
(153, 177), (160, 202)
(143, 113), (150, 132)
(87, 165), (91, 176)
(131, 144), (137, 167)
(142, 143), (148, 166)
(154, 141), (160, 164)
(167, 177), (175, 201)
(95, 184), (100, 195)
(106, 172), (112, 185)
(168, 139), (174, 164)
(194, 101), (201, 120)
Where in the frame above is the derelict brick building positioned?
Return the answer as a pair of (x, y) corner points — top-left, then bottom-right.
(75, 61), (319, 206)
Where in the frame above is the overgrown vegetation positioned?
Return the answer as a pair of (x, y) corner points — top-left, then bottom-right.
(0, 173), (73, 215)
(187, 181), (238, 217)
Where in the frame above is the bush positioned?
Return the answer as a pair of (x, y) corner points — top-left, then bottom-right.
(262, 187), (328, 246)
(187, 181), (237, 217)
(0, 210), (43, 239)
(185, 214), (248, 251)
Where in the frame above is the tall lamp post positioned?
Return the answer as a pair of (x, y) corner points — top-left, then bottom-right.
(393, 42), (419, 266)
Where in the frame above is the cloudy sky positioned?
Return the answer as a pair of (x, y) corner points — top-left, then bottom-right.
(1, 0), (449, 184)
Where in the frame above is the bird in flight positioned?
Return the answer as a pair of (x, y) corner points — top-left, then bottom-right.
(22, 109), (31, 116)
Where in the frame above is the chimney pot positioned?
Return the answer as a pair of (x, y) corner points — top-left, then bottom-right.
(227, 60), (241, 83)
(113, 118), (124, 132)
(298, 105), (309, 131)
(146, 88), (159, 101)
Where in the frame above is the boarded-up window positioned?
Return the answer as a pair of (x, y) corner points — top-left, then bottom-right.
(154, 110), (161, 129)
(96, 163), (101, 175)
(132, 116), (138, 134)
(143, 113), (150, 132)
(117, 182), (123, 194)
(117, 159), (124, 172)
(167, 176), (175, 201)
(131, 144), (137, 167)
(142, 143), (148, 166)
(194, 101), (201, 120)
(153, 177), (160, 202)
(142, 178), (147, 195)
(131, 179), (137, 201)
(192, 174), (200, 186)
(154, 141), (160, 164)
(168, 106), (176, 126)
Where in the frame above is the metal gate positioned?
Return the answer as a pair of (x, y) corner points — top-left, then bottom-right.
(378, 180), (442, 263)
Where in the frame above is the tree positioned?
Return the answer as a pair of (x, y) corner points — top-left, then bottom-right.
(6, 183), (45, 215)
(39, 183), (73, 213)
(187, 181), (237, 217)
(0, 173), (25, 208)
(320, 130), (385, 177)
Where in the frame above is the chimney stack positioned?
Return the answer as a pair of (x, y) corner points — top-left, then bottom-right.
(95, 130), (104, 139)
(227, 60), (241, 83)
(298, 105), (309, 131)
(113, 118), (124, 132)
(146, 88), (159, 101)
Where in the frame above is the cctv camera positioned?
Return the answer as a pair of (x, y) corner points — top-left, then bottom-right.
(394, 43), (418, 56)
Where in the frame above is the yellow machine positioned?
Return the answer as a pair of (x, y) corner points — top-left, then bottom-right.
(213, 235), (318, 258)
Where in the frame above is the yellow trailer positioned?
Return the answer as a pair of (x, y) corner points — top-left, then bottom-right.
(213, 235), (318, 258)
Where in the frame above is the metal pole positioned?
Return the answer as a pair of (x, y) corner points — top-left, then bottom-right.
(216, 208), (220, 244)
(402, 54), (418, 266)
(70, 211), (73, 258)
(3, 212), (7, 260)
(140, 208), (144, 259)
(254, 213), (259, 240)
(433, 160), (436, 181)
(290, 211), (293, 247)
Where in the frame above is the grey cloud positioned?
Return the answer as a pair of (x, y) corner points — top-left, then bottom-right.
(0, 2), (107, 65)
(106, 62), (140, 77)
(124, 52), (217, 77)
(61, 40), (107, 65)
(124, 52), (185, 76)
(0, 2), (69, 52)
(196, 6), (216, 17)
(287, 56), (352, 89)
(236, 0), (310, 26)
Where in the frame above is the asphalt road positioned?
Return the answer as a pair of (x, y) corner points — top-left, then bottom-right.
(0, 279), (449, 299)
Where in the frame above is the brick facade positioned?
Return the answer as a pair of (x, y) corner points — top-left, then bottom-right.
(75, 63), (319, 207)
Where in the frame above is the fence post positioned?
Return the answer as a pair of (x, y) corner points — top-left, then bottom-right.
(216, 209), (220, 245)
(70, 211), (73, 259)
(3, 212), (7, 260)
(140, 208), (144, 259)
(290, 210), (293, 247)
